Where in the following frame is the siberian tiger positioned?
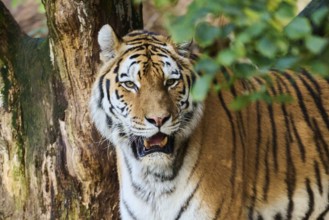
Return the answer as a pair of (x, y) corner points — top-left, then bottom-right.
(90, 24), (329, 220)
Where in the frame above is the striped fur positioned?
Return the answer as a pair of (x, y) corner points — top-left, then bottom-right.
(90, 24), (329, 219)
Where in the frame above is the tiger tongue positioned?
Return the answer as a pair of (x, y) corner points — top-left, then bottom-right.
(144, 133), (168, 149)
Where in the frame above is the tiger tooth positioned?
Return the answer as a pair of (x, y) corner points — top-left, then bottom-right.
(160, 136), (168, 148)
(144, 139), (151, 149)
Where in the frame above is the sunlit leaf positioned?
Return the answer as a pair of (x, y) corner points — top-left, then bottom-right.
(305, 35), (328, 54)
(153, 0), (177, 8)
(256, 36), (277, 58)
(216, 49), (236, 66)
(285, 17), (311, 39)
(191, 75), (213, 101)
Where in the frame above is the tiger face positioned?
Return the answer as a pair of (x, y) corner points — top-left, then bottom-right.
(90, 25), (203, 168)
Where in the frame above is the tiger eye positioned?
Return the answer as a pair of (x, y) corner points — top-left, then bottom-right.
(123, 81), (135, 88)
(166, 79), (177, 87)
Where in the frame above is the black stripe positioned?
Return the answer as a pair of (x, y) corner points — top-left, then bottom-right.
(312, 119), (329, 174)
(298, 75), (329, 131)
(105, 79), (116, 115)
(130, 54), (143, 59)
(318, 204), (329, 220)
(218, 92), (238, 192)
(174, 181), (200, 220)
(97, 74), (106, 108)
(274, 213), (283, 220)
(268, 100), (279, 172)
(254, 75), (280, 172)
(187, 142), (202, 182)
(274, 73), (306, 162)
(106, 79), (110, 100)
(282, 72), (313, 129)
(157, 53), (168, 58)
(115, 90), (120, 100)
(113, 58), (122, 74)
(122, 154), (154, 203)
(248, 102), (262, 220)
(257, 215), (264, 220)
(301, 70), (321, 94)
(290, 115), (306, 162)
(230, 86), (247, 186)
(212, 199), (224, 220)
(262, 139), (271, 201)
(313, 160), (323, 194)
(285, 133), (296, 220)
(128, 61), (138, 73)
(122, 200), (138, 220)
(302, 178), (315, 220)
(275, 75), (293, 142)
(106, 115), (112, 128)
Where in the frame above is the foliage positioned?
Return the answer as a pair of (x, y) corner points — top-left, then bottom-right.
(154, 0), (329, 109)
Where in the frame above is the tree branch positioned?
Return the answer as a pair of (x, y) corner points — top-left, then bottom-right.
(0, 2), (28, 63)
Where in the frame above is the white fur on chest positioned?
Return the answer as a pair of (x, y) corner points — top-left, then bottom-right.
(116, 142), (210, 220)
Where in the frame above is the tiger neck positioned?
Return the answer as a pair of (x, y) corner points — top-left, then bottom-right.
(115, 134), (203, 200)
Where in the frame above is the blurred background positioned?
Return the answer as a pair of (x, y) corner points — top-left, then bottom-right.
(2, 0), (312, 38)
(2, 0), (167, 37)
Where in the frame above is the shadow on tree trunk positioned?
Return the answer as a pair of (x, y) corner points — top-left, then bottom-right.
(0, 0), (142, 219)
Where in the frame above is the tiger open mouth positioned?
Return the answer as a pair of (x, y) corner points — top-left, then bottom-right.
(132, 133), (174, 157)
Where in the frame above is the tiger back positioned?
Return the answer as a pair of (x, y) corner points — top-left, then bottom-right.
(90, 24), (329, 219)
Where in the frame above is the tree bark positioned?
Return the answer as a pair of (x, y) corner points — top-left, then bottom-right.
(0, 1), (142, 219)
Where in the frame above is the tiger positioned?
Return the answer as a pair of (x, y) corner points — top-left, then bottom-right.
(90, 24), (329, 220)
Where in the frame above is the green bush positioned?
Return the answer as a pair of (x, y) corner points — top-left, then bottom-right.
(155, 0), (329, 109)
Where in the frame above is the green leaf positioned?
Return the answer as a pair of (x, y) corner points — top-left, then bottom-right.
(195, 22), (220, 47)
(310, 61), (329, 77)
(284, 17), (311, 40)
(11, 0), (24, 8)
(274, 2), (296, 26)
(256, 36), (277, 58)
(274, 56), (299, 70)
(244, 8), (261, 22)
(166, 16), (195, 42)
(233, 63), (257, 79)
(229, 95), (251, 111)
(305, 35), (328, 54)
(191, 75), (213, 101)
(195, 57), (219, 75)
(153, 0), (177, 8)
(311, 7), (329, 26)
(216, 49), (236, 66)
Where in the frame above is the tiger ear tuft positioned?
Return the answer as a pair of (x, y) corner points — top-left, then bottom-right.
(176, 40), (194, 57)
(98, 24), (120, 62)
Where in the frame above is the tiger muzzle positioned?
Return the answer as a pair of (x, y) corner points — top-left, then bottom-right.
(132, 132), (174, 157)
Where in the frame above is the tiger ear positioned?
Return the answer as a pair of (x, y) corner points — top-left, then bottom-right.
(98, 24), (120, 62)
(176, 40), (194, 58)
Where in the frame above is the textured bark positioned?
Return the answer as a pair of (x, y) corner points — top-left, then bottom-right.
(0, 1), (142, 219)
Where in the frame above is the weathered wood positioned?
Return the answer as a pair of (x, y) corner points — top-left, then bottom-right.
(0, 0), (142, 219)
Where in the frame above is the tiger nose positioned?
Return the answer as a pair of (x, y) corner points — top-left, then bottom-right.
(145, 114), (171, 127)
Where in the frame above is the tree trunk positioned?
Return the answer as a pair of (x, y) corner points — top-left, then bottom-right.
(0, 1), (142, 219)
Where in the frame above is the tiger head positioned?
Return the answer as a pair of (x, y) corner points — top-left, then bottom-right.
(90, 25), (203, 170)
